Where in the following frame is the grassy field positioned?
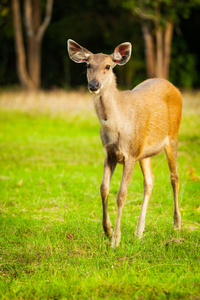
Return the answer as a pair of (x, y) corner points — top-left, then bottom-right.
(0, 89), (200, 299)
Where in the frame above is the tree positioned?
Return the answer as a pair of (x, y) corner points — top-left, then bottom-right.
(119, 0), (200, 79)
(11, 0), (53, 89)
(134, 1), (174, 79)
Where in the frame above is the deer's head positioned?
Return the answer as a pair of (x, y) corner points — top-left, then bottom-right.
(67, 39), (132, 94)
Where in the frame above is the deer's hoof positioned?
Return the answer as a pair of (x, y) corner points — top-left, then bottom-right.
(134, 228), (144, 238)
(111, 232), (121, 248)
(103, 224), (113, 238)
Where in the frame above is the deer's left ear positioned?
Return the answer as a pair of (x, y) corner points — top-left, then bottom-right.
(111, 42), (132, 66)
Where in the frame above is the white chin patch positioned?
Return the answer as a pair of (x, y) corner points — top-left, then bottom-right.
(89, 89), (100, 95)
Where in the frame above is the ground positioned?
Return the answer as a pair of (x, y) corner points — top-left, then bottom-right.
(0, 89), (200, 299)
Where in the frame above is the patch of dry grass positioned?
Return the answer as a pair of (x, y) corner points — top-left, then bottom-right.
(0, 89), (94, 116)
(182, 90), (200, 114)
(0, 88), (199, 116)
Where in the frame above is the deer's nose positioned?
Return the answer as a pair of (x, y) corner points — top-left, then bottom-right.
(88, 80), (100, 92)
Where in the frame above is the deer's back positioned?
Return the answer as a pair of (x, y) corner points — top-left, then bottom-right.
(130, 78), (182, 133)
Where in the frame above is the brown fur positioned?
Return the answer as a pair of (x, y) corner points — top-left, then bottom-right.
(67, 39), (182, 247)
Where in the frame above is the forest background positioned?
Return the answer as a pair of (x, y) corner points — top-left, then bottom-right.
(1, 0), (200, 91)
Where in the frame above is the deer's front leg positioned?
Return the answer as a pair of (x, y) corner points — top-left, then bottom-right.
(111, 159), (135, 247)
(101, 155), (117, 238)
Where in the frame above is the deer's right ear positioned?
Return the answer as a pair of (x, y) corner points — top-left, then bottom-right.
(67, 39), (92, 63)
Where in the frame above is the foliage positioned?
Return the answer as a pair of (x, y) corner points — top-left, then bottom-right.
(0, 0), (9, 24)
(0, 90), (200, 298)
(0, 1), (17, 85)
(170, 39), (198, 89)
(0, 0), (200, 88)
(119, 0), (200, 23)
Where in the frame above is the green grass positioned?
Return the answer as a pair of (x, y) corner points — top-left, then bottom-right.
(0, 91), (200, 299)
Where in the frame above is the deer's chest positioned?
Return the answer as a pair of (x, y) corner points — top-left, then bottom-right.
(100, 127), (125, 163)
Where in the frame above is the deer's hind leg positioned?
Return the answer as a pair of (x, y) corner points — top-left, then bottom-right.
(135, 158), (154, 237)
(164, 139), (181, 230)
(101, 155), (117, 238)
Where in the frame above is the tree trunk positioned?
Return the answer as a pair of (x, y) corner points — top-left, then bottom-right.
(25, 0), (42, 89)
(134, 2), (175, 80)
(154, 21), (173, 79)
(12, 0), (53, 90)
(163, 21), (174, 79)
(28, 39), (41, 89)
(142, 23), (156, 78)
(154, 0), (163, 78)
(11, 0), (34, 89)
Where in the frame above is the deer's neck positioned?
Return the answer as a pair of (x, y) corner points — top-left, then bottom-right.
(93, 74), (120, 126)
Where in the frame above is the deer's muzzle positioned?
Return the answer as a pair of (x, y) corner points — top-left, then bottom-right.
(88, 80), (100, 94)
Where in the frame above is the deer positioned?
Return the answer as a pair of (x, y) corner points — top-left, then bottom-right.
(67, 39), (182, 247)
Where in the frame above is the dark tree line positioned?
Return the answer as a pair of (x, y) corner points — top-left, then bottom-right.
(0, 0), (200, 90)
(11, 0), (53, 89)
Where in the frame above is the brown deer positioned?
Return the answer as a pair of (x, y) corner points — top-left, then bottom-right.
(67, 39), (182, 247)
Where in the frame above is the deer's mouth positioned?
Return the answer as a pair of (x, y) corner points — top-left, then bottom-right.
(89, 88), (100, 95)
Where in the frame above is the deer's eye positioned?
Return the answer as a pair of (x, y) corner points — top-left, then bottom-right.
(105, 65), (111, 70)
(87, 64), (91, 69)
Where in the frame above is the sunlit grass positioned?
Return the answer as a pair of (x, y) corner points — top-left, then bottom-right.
(0, 89), (199, 299)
